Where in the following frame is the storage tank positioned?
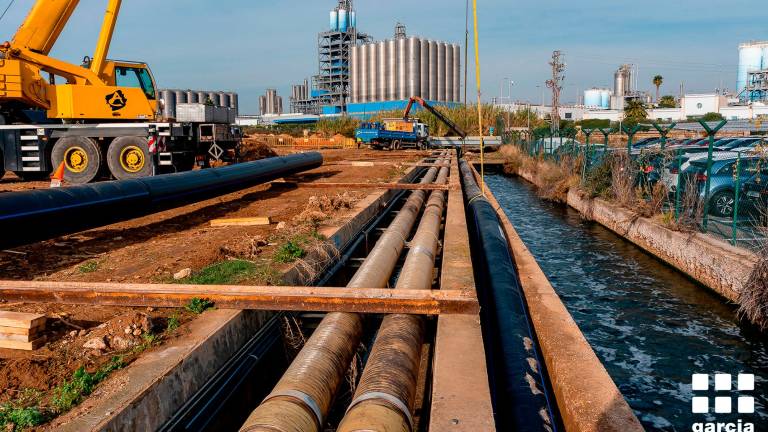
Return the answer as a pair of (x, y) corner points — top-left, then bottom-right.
(218, 92), (230, 110)
(329, 10), (338, 31)
(229, 92), (239, 115)
(186, 90), (198, 104)
(259, 96), (266, 115)
(160, 90), (176, 119)
(197, 91), (208, 104)
(445, 43), (454, 102)
(397, 38), (408, 100)
(407, 37), (421, 100)
(360, 43), (369, 102)
(600, 89), (611, 109)
(174, 90), (187, 106)
(737, 42), (768, 94)
(584, 88), (602, 107)
(377, 41), (387, 102)
(350, 45), (359, 103)
(614, 70), (626, 97)
(368, 43), (379, 101)
(452, 44), (461, 102)
(420, 39), (430, 100)
(387, 40), (397, 100)
(350, 11), (357, 29)
(428, 41), (438, 101)
(436, 42), (447, 102)
(338, 9), (348, 32)
(207, 91), (219, 106)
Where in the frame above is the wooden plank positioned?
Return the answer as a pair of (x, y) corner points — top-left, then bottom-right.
(210, 217), (272, 227)
(0, 336), (46, 351)
(0, 311), (46, 329)
(0, 281), (479, 316)
(274, 182), (453, 191)
(0, 323), (43, 336)
(0, 332), (37, 342)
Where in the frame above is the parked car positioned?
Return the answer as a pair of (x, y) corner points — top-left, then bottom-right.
(740, 169), (768, 218)
(686, 155), (768, 217)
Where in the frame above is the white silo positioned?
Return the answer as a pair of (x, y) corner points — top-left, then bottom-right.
(737, 42), (768, 95)
(600, 89), (612, 109)
(584, 88), (602, 107)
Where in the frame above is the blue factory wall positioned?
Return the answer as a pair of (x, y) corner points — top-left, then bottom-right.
(346, 100), (460, 119)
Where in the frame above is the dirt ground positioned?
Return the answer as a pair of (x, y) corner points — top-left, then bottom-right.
(0, 145), (425, 427)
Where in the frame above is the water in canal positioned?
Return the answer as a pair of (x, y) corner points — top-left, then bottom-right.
(486, 174), (768, 431)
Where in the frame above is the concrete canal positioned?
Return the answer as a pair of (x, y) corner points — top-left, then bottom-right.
(486, 174), (768, 430)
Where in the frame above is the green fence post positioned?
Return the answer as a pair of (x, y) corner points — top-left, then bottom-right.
(732, 151), (741, 246)
(675, 148), (682, 223)
(652, 122), (677, 151)
(699, 119), (728, 231)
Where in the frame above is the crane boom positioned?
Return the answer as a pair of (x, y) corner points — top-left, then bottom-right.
(403, 97), (467, 138)
(11, 0), (81, 55)
(90, 0), (122, 76)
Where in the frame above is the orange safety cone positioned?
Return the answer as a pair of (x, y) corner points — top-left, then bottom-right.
(50, 162), (65, 188)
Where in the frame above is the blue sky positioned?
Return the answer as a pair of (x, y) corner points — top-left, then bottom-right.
(0, 0), (764, 113)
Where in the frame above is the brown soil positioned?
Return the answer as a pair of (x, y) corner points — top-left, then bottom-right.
(0, 148), (423, 424)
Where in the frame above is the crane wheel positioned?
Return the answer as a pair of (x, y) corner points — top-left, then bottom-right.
(51, 136), (102, 184)
(107, 137), (153, 180)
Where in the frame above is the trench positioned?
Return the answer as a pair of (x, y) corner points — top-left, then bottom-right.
(486, 174), (768, 430)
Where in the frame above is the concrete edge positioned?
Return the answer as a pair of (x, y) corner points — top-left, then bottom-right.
(474, 165), (644, 432)
(53, 169), (418, 432)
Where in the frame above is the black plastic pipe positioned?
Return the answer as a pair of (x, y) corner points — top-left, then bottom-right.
(459, 159), (558, 432)
(0, 152), (323, 250)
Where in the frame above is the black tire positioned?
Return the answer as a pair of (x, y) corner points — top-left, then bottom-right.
(51, 136), (102, 184)
(107, 136), (153, 180)
(710, 190), (735, 218)
(392, 140), (401, 151)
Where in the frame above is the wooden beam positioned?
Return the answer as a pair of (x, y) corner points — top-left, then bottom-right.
(273, 182), (453, 191)
(0, 281), (479, 315)
(210, 217), (272, 227)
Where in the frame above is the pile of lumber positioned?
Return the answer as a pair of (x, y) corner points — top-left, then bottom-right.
(0, 311), (46, 350)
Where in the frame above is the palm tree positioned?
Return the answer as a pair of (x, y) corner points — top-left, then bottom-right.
(624, 100), (648, 121)
(652, 75), (663, 103)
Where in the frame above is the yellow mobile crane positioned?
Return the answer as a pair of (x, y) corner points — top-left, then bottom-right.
(0, 0), (239, 183)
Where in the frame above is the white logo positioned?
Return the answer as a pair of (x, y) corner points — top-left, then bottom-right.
(691, 374), (755, 414)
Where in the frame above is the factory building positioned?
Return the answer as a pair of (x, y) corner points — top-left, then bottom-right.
(259, 89), (284, 116)
(288, 1), (460, 118)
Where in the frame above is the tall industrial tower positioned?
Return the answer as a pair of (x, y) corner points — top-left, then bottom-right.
(546, 51), (566, 134)
(316, 0), (371, 114)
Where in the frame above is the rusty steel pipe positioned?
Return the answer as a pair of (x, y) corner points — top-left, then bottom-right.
(338, 165), (450, 432)
(239, 153), (449, 432)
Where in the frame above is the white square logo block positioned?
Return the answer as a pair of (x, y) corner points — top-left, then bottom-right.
(692, 374), (709, 391)
(715, 374), (732, 391)
(692, 397), (709, 414)
(738, 397), (755, 414)
(738, 374), (755, 391)
(715, 397), (732, 414)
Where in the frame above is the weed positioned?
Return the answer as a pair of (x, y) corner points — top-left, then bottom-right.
(78, 261), (100, 273)
(52, 357), (125, 414)
(184, 260), (258, 285)
(166, 313), (181, 332)
(185, 298), (214, 314)
(274, 240), (306, 263)
(0, 405), (46, 430)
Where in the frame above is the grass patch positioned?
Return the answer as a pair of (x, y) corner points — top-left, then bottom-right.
(274, 240), (306, 263)
(51, 356), (125, 414)
(184, 260), (258, 285)
(0, 405), (45, 430)
(78, 261), (100, 273)
(166, 313), (181, 332)
(185, 298), (214, 315)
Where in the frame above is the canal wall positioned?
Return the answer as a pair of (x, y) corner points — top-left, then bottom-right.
(516, 167), (757, 302)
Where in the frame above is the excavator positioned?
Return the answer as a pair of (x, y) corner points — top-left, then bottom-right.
(0, 0), (238, 183)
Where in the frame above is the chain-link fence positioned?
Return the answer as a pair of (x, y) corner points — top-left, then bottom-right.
(513, 121), (768, 251)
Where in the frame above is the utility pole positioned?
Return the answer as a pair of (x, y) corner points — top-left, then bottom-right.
(546, 50), (566, 135)
(464, 0), (469, 108)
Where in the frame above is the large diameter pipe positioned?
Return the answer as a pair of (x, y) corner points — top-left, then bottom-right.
(240, 154), (448, 432)
(338, 165), (450, 432)
(459, 160), (556, 431)
(0, 153), (323, 250)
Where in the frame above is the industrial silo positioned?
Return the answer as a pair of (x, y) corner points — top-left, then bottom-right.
(407, 37), (421, 100)
(600, 89), (611, 109)
(338, 9), (348, 32)
(738, 42), (767, 94)
(186, 90), (198, 104)
(420, 39), (430, 100)
(350, 46), (359, 103)
(174, 90), (188, 105)
(445, 43), (454, 102)
(360, 44), (369, 102)
(350, 11), (357, 29)
(230, 92), (239, 115)
(368, 42), (379, 101)
(329, 10), (338, 31)
(218, 92), (230, 110)
(377, 41), (387, 102)
(160, 90), (176, 119)
(197, 91), (208, 105)
(397, 38), (408, 100)
(259, 96), (266, 115)
(207, 91), (219, 106)
(436, 42), (447, 102)
(428, 41), (438, 101)
(387, 40), (397, 100)
(584, 88), (602, 107)
(452, 44), (461, 102)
